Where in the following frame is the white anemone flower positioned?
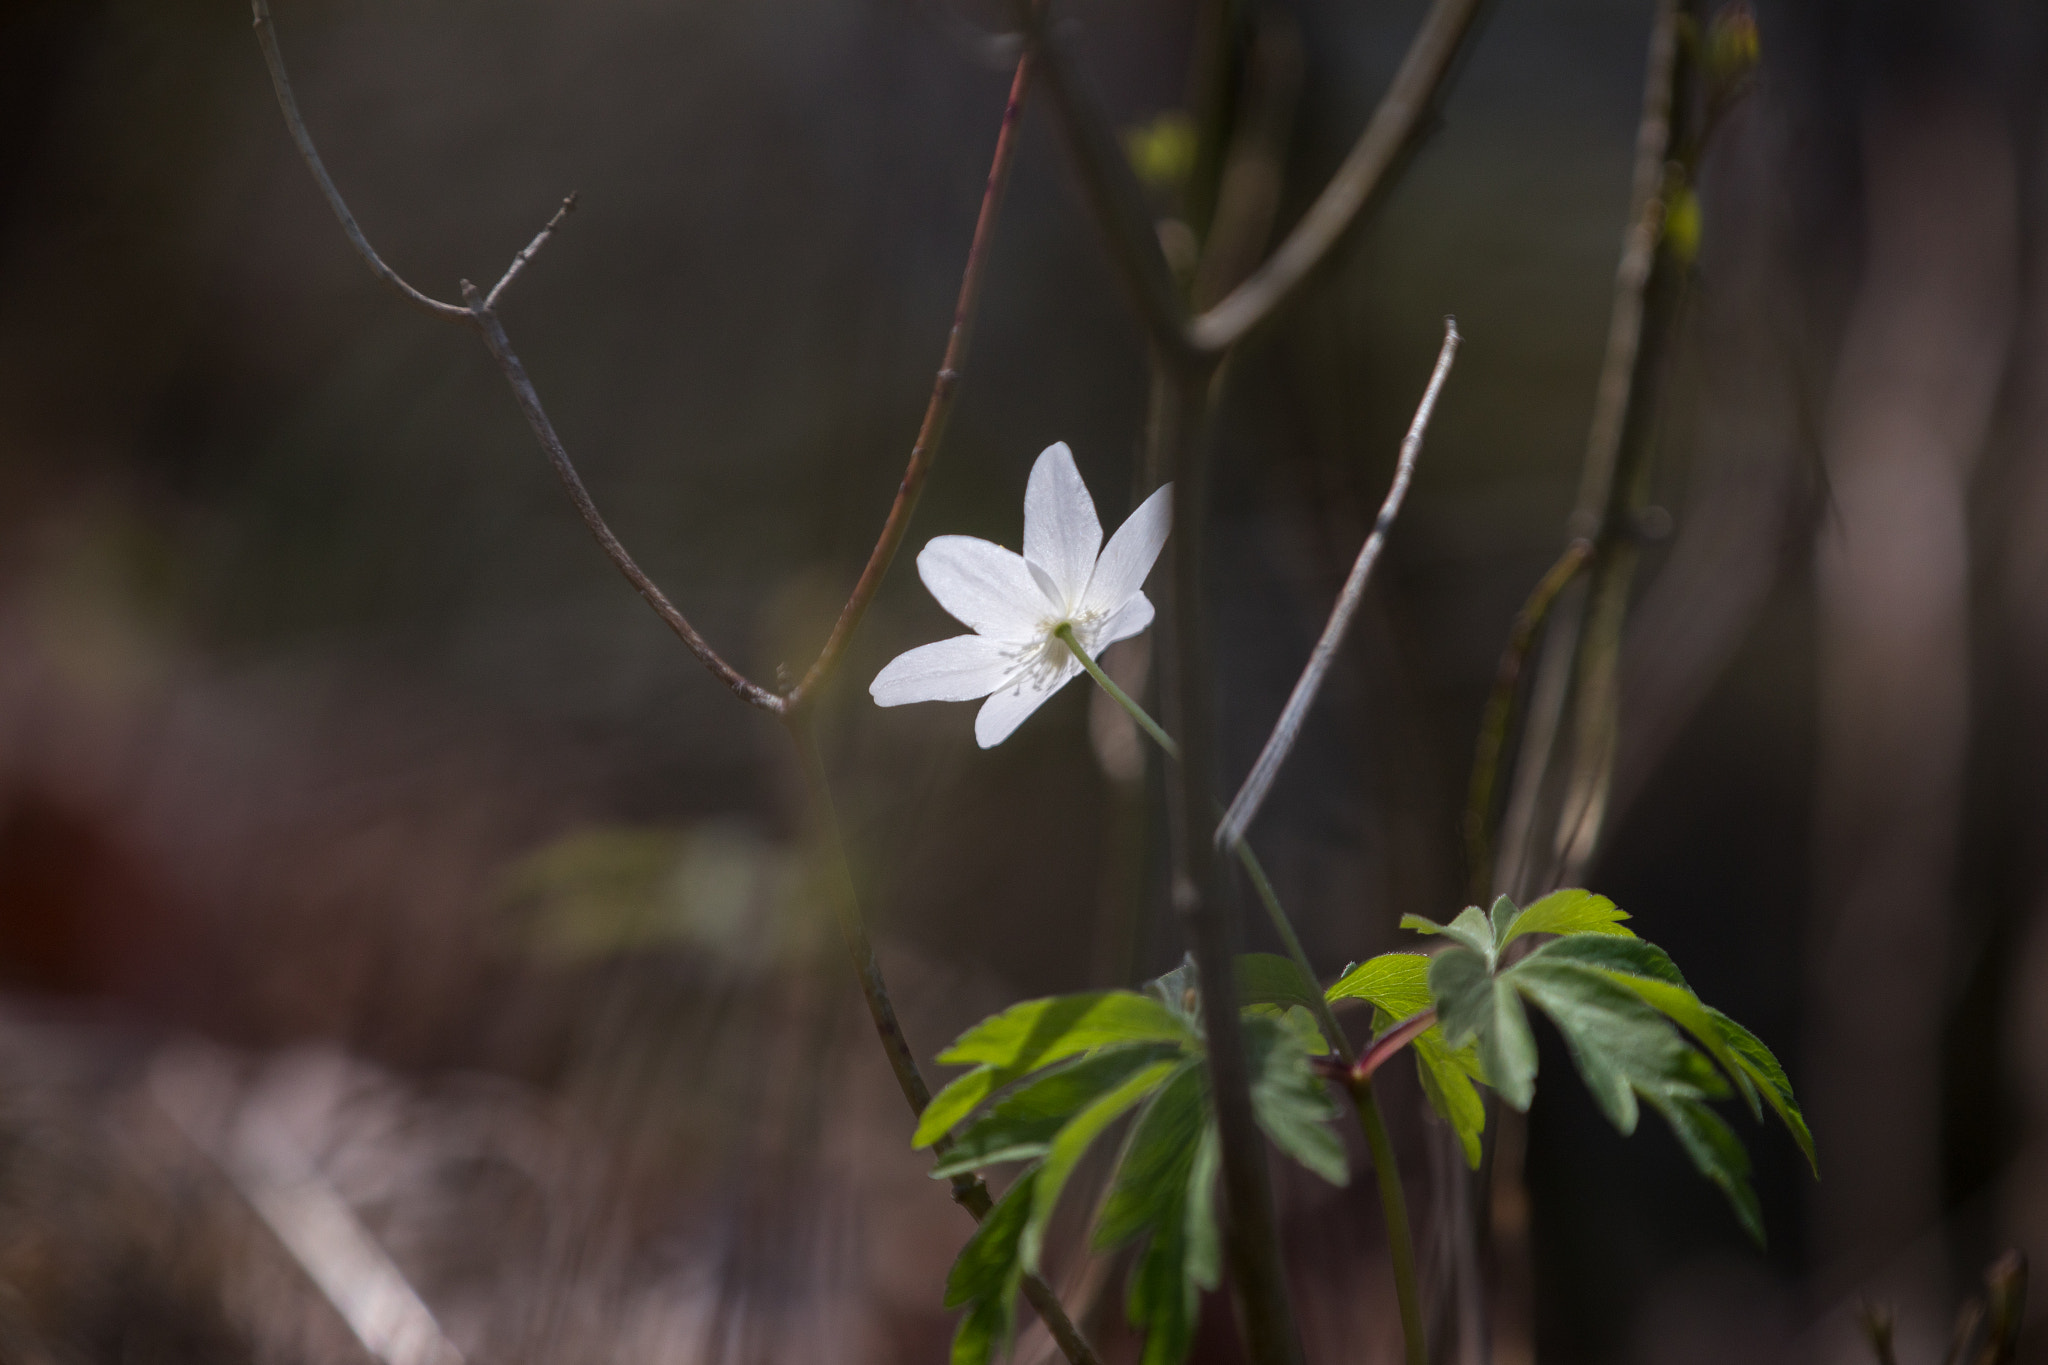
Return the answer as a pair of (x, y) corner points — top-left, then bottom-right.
(870, 441), (1172, 748)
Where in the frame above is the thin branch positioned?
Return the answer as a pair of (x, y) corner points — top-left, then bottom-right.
(790, 719), (1101, 1365)
(485, 193), (578, 310)
(790, 49), (1036, 708)
(255, 2), (780, 710)
(1215, 318), (1459, 850)
(1026, 12), (1196, 366)
(1188, 0), (1486, 353)
(1463, 537), (1591, 898)
(463, 285), (786, 712)
(251, 0), (470, 323)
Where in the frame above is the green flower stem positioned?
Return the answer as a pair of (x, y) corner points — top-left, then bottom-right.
(1059, 625), (1428, 1365)
(1352, 1081), (1427, 1365)
(1056, 623), (1180, 759)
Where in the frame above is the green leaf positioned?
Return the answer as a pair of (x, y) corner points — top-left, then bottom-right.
(1527, 936), (1761, 1119)
(1526, 933), (1684, 985)
(1429, 946), (1538, 1110)
(940, 992), (1194, 1068)
(950, 1297), (1010, 1365)
(1648, 1092), (1763, 1245)
(930, 1044), (1185, 1179)
(1708, 1006), (1817, 1174)
(1497, 888), (1632, 946)
(1093, 1060), (1220, 1365)
(1413, 1025), (1487, 1167)
(1244, 1015), (1347, 1184)
(1488, 894), (1520, 949)
(944, 1167), (1038, 1365)
(917, 992), (1193, 1146)
(1325, 953), (1431, 1018)
(1507, 958), (1700, 1134)
(1020, 1060), (1179, 1271)
(946, 1164), (1037, 1309)
(1097, 1061), (1208, 1249)
(1402, 905), (1496, 963)
(1236, 953), (1323, 1013)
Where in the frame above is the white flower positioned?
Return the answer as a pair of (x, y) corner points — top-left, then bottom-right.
(871, 441), (1172, 748)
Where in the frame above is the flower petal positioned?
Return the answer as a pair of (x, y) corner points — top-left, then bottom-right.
(871, 634), (1021, 706)
(1093, 591), (1154, 651)
(1081, 481), (1172, 616)
(1022, 442), (1102, 612)
(918, 536), (1048, 640)
(973, 656), (1083, 748)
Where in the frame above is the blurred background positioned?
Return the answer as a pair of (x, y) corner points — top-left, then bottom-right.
(0, 0), (2041, 1361)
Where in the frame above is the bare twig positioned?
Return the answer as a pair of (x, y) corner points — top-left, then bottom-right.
(1463, 537), (1592, 897)
(1215, 319), (1459, 849)
(1188, 0), (1486, 353)
(251, 0), (469, 323)
(790, 48), (1036, 708)
(255, 1), (783, 710)
(484, 193), (578, 310)
(463, 285), (786, 711)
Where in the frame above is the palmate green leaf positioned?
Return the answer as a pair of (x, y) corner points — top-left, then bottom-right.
(1325, 952), (1431, 1017)
(1525, 937), (1815, 1174)
(1506, 958), (1711, 1134)
(1495, 888), (1633, 947)
(1329, 953), (1488, 1166)
(917, 992), (1194, 1147)
(1431, 945), (1536, 1109)
(1413, 1026), (1487, 1167)
(1708, 1006), (1817, 1174)
(929, 1044), (1186, 1179)
(1648, 1092), (1762, 1244)
(1096, 1060), (1222, 1365)
(1019, 1060), (1181, 1272)
(944, 1165), (1037, 1365)
(1244, 1014), (1348, 1185)
(1400, 905), (1497, 963)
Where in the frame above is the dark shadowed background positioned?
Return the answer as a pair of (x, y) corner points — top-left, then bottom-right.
(0, 0), (2042, 1362)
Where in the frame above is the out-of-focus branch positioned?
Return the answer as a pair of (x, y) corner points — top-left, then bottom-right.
(1188, 0), (1487, 353)
(251, 0), (469, 323)
(1024, 12), (1195, 365)
(1492, 0), (1695, 900)
(255, 1), (784, 711)
(1155, 363), (1304, 1365)
(1463, 538), (1590, 898)
(1216, 319), (1458, 850)
(790, 49), (1036, 708)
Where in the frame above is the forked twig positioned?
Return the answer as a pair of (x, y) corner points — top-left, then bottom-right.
(255, 10), (1101, 1361)
(251, 0), (783, 710)
(1215, 319), (1459, 849)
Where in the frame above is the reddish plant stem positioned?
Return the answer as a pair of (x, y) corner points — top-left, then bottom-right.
(789, 47), (1037, 708)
